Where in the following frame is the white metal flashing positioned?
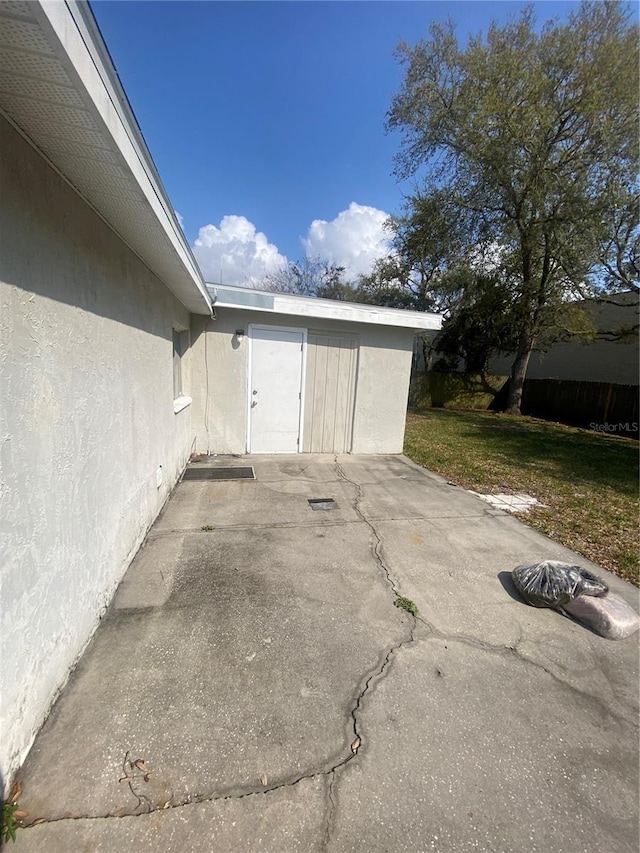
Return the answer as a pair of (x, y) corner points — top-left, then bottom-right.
(208, 283), (442, 331)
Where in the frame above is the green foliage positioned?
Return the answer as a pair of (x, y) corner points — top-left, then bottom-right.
(433, 266), (520, 373)
(263, 257), (350, 298)
(394, 596), (419, 617)
(354, 257), (420, 309)
(387, 2), (639, 412)
(409, 371), (507, 411)
(201, 525), (214, 532)
(2, 801), (19, 844)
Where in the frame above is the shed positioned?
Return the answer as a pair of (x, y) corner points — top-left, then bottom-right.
(191, 284), (441, 455)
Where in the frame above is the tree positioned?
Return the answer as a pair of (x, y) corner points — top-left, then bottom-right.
(432, 267), (519, 374)
(354, 257), (422, 309)
(597, 188), (640, 292)
(336, 192), (462, 312)
(261, 257), (350, 298)
(387, 1), (639, 413)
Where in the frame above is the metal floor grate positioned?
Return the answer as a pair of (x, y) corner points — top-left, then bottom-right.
(183, 466), (255, 482)
(308, 498), (339, 511)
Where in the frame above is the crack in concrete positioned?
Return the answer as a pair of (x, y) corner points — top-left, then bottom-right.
(320, 770), (336, 851)
(20, 462), (418, 832)
(334, 460), (402, 598)
(21, 459), (634, 837)
(415, 615), (639, 729)
(332, 461), (638, 733)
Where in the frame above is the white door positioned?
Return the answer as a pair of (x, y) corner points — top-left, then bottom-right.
(248, 326), (305, 453)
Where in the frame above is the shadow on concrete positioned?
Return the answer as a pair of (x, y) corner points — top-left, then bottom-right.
(497, 570), (526, 604)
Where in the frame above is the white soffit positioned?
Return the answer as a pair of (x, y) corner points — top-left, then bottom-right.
(208, 284), (443, 331)
(0, 0), (211, 315)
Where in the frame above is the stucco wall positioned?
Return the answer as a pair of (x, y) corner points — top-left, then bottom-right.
(190, 307), (415, 455)
(0, 115), (194, 787)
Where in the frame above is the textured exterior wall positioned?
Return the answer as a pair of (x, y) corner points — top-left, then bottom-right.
(0, 116), (193, 786)
(190, 307), (415, 455)
(351, 325), (414, 453)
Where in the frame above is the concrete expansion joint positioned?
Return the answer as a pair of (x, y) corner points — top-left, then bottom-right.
(260, 477), (326, 485)
(149, 519), (362, 537)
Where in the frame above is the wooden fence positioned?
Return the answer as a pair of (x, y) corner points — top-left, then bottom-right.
(521, 378), (639, 438)
(409, 371), (639, 438)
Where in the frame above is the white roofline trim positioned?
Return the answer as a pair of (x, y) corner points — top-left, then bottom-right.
(70, 2), (202, 273)
(0, 105), (204, 313)
(207, 283), (442, 331)
(18, 1), (211, 315)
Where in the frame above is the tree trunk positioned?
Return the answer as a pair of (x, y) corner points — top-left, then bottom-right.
(422, 335), (433, 372)
(505, 328), (534, 415)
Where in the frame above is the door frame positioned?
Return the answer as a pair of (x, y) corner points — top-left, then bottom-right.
(246, 324), (308, 454)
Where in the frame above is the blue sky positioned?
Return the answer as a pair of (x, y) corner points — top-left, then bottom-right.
(91, 0), (583, 285)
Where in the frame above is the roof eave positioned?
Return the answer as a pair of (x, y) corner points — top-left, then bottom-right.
(207, 284), (442, 331)
(0, 0), (211, 316)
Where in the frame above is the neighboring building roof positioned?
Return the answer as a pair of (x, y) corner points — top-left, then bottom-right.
(0, 0), (211, 315)
(208, 283), (443, 331)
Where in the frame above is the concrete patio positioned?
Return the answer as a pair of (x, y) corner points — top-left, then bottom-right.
(11, 455), (639, 852)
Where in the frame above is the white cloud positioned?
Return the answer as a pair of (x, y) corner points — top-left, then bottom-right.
(174, 210), (184, 228)
(302, 202), (391, 279)
(193, 215), (288, 286)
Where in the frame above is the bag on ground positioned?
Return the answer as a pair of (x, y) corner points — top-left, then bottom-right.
(512, 560), (608, 609)
(563, 593), (640, 640)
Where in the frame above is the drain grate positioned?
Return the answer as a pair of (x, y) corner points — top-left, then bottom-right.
(308, 498), (339, 511)
(183, 466), (255, 482)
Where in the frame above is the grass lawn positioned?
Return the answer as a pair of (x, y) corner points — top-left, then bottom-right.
(404, 409), (639, 586)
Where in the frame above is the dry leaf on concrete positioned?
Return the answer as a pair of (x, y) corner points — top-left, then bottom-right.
(8, 781), (22, 804)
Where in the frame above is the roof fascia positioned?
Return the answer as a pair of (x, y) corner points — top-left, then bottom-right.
(32, 0), (211, 314)
(207, 285), (442, 331)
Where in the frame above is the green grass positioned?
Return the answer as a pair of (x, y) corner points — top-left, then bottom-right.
(404, 409), (639, 586)
(2, 801), (19, 844)
(394, 596), (419, 617)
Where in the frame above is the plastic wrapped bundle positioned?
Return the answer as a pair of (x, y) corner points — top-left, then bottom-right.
(564, 594), (640, 640)
(512, 560), (608, 609)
